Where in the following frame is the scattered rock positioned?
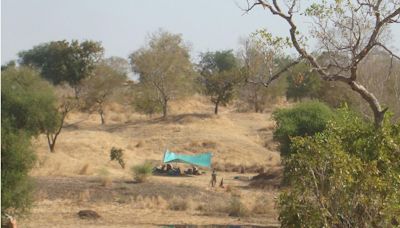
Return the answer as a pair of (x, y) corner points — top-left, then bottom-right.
(77, 210), (100, 219)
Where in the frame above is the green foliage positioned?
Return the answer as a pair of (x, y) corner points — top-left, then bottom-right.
(1, 67), (60, 136)
(132, 84), (163, 116)
(1, 67), (58, 215)
(1, 121), (35, 216)
(130, 30), (195, 117)
(110, 147), (125, 169)
(81, 63), (126, 124)
(278, 108), (400, 227)
(19, 40), (103, 86)
(272, 101), (335, 156)
(131, 162), (153, 182)
(1, 60), (16, 71)
(286, 62), (321, 101)
(199, 50), (243, 114)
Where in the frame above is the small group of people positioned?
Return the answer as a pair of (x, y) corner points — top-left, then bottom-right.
(153, 164), (181, 176)
(183, 166), (200, 175)
(153, 164), (201, 176)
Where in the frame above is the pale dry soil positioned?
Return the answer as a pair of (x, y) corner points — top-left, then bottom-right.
(20, 96), (284, 227)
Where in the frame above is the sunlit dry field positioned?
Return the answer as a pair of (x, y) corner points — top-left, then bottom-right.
(21, 96), (285, 227)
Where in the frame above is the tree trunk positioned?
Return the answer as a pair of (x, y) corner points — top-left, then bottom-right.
(214, 100), (220, 115)
(348, 81), (387, 128)
(254, 90), (259, 113)
(46, 132), (59, 153)
(46, 109), (67, 152)
(99, 110), (105, 125)
(162, 99), (168, 118)
(255, 101), (260, 113)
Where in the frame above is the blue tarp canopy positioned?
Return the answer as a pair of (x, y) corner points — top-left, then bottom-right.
(163, 150), (212, 168)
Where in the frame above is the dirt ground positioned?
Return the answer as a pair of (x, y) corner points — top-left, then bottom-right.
(19, 96), (284, 227)
(20, 173), (280, 227)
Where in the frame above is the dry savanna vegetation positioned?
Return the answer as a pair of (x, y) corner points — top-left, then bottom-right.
(2, 1), (400, 227)
(22, 97), (283, 227)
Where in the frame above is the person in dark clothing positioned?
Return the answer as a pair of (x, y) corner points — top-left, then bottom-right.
(211, 169), (217, 187)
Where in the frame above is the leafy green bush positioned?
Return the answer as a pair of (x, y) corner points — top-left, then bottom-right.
(110, 147), (125, 169)
(1, 121), (36, 216)
(1, 67), (58, 215)
(272, 101), (335, 156)
(278, 108), (400, 227)
(131, 162), (153, 182)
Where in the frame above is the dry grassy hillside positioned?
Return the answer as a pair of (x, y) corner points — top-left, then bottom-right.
(21, 95), (285, 227)
(31, 95), (281, 178)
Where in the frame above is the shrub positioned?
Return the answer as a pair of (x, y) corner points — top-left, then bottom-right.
(131, 162), (153, 182)
(110, 147), (125, 169)
(272, 101), (335, 156)
(227, 197), (249, 217)
(1, 124), (35, 216)
(97, 167), (112, 187)
(1, 67), (58, 215)
(278, 108), (400, 227)
(168, 197), (189, 211)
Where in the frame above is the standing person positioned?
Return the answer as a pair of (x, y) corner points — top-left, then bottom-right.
(210, 169), (217, 187)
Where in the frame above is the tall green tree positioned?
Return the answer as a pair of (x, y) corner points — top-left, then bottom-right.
(18, 40), (104, 96)
(199, 50), (242, 114)
(129, 30), (194, 118)
(1, 67), (59, 215)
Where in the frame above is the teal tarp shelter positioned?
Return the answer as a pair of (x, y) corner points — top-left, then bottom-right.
(163, 150), (212, 168)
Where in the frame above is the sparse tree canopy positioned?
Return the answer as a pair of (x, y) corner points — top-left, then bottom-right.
(103, 56), (131, 76)
(239, 38), (287, 112)
(199, 50), (243, 114)
(18, 40), (104, 92)
(44, 84), (80, 153)
(81, 63), (127, 124)
(129, 30), (195, 118)
(246, 0), (400, 127)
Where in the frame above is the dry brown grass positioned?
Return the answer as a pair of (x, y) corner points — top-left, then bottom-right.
(31, 103), (280, 177)
(135, 140), (144, 148)
(227, 197), (250, 217)
(77, 189), (91, 203)
(168, 197), (191, 211)
(202, 140), (217, 149)
(134, 195), (168, 210)
(252, 196), (275, 214)
(97, 167), (112, 187)
(78, 163), (90, 175)
(25, 95), (284, 226)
